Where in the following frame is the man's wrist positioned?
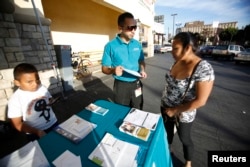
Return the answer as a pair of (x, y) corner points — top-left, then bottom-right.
(109, 68), (115, 74)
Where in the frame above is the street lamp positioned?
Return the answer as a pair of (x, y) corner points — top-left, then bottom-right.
(175, 23), (182, 34)
(171, 13), (177, 37)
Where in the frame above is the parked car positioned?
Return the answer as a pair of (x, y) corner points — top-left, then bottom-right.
(198, 45), (215, 57)
(162, 44), (172, 52)
(212, 44), (245, 61)
(142, 42), (148, 55)
(154, 44), (167, 53)
(234, 48), (250, 64)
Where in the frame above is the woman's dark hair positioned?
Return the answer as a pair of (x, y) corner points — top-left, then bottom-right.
(173, 32), (198, 52)
(14, 63), (38, 80)
(118, 12), (134, 27)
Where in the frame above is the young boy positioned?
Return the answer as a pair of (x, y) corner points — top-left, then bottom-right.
(8, 63), (58, 141)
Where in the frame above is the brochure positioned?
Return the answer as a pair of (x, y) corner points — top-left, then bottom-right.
(85, 103), (109, 116)
(88, 133), (139, 167)
(123, 108), (160, 131)
(54, 114), (97, 143)
(123, 68), (142, 77)
(119, 122), (151, 141)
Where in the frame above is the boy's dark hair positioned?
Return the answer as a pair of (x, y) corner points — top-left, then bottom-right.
(118, 12), (134, 27)
(174, 32), (198, 52)
(14, 63), (38, 80)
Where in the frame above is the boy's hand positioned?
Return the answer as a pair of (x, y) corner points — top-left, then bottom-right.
(37, 130), (46, 138)
(48, 96), (60, 106)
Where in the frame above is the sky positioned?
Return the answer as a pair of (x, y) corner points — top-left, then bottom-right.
(154, 0), (250, 36)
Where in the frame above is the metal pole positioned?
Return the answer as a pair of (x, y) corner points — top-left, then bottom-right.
(171, 14), (177, 37)
(31, 0), (65, 99)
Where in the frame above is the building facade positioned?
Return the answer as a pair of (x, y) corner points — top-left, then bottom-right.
(0, 0), (156, 120)
(180, 21), (237, 38)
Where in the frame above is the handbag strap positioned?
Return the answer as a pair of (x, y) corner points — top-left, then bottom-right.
(181, 60), (202, 100)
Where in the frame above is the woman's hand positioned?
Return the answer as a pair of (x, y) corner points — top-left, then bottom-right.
(165, 107), (179, 117)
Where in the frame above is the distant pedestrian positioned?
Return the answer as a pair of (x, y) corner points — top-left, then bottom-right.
(101, 12), (147, 109)
(161, 32), (215, 167)
(8, 63), (58, 141)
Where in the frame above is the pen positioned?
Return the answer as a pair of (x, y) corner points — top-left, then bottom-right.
(141, 113), (148, 126)
(129, 108), (135, 113)
(152, 123), (156, 129)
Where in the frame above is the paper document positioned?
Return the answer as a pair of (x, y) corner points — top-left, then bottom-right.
(53, 150), (82, 167)
(54, 114), (97, 143)
(88, 133), (139, 167)
(123, 68), (142, 77)
(0, 141), (49, 167)
(124, 108), (160, 130)
(85, 103), (109, 116)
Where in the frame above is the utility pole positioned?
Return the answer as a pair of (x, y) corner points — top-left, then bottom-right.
(171, 13), (177, 37)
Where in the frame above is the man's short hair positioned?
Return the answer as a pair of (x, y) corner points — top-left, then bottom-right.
(14, 63), (38, 80)
(118, 12), (134, 27)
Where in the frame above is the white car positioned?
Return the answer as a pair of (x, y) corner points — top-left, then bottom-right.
(154, 44), (167, 53)
(162, 44), (172, 52)
(212, 45), (245, 61)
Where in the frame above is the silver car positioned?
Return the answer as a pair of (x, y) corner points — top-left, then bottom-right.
(234, 48), (250, 64)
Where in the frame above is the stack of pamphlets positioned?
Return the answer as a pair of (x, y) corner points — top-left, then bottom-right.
(88, 133), (144, 167)
(85, 103), (109, 116)
(0, 141), (49, 167)
(54, 114), (97, 143)
(119, 108), (160, 141)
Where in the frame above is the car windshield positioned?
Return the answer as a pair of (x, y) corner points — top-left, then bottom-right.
(142, 42), (147, 47)
(215, 45), (227, 50)
(154, 45), (161, 48)
(164, 44), (171, 47)
(245, 48), (250, 52)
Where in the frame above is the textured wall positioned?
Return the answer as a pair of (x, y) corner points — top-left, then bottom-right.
(0, 12), (62, 121)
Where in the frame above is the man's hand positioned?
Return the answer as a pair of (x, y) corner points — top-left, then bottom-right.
(115, 66), (123, 76)
(140, 71), (147, 79)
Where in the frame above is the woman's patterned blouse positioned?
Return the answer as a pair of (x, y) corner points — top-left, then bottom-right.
(161, 60), (215, 123)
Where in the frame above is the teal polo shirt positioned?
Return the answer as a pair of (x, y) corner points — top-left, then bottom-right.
(102, 35), (144, 82)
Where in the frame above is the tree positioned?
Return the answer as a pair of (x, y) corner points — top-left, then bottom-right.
(227, 27), (238, 43)
(234, 29), (244, 45)
(219, 30), (230, 43)
(244, 25), (250, 47)
(219, 27), (238, 44)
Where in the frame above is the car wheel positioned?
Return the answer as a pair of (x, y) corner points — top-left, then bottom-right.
(212, 55), (217, 60)
(235, 60), (240, 65)
(229, 55), (234, 61)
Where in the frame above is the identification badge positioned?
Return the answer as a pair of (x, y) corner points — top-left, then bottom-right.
(135, 87), (142, 97)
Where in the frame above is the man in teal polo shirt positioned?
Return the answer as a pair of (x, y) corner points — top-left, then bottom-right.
(102, 12), (147, 110)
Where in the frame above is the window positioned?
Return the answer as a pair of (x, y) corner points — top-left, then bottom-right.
(229, 45), (234, 50)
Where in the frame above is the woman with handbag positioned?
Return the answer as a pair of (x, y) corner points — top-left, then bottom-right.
(161, 32), (215, 167)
